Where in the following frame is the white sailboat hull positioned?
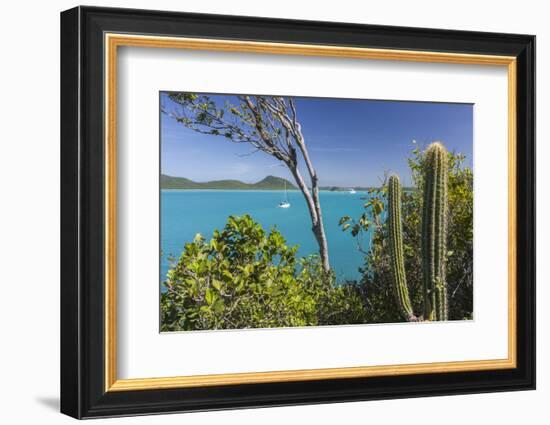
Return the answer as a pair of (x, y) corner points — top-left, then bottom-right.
(278, 181), (291, 208)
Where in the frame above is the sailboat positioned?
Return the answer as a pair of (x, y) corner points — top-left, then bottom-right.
(348, 188), (357, 194)
(278, 181), (291, 208)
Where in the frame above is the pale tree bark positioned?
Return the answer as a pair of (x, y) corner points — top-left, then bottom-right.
(287, 165), (330, 272)
(162, 93), (331, 273)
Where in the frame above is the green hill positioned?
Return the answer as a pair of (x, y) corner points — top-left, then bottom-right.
(161, 174), (297, 190)
(252, 176), (297, 190)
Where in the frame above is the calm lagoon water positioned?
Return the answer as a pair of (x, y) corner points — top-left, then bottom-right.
(161, 190), (373, 283)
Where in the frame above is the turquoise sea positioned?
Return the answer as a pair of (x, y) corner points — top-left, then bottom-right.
(161, 190), (374, 283)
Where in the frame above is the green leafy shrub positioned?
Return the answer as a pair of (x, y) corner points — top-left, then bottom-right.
(161, 214), (367, 331)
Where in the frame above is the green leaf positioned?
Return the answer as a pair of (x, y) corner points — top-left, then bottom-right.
(212, 279), (223, 291)
(205, 288), (215, 305)
(212, 299), (225, 313)
(338, 216), (351, 226)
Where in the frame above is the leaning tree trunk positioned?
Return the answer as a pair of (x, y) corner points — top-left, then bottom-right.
(287, 163), (330, 274)
(293, 121), (330, 273)
(311, 216), (330, 274)
(309, 171), (330, 274)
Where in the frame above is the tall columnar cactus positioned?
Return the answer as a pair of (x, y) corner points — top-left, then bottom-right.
(386, 142), (449, 322)
(387, 174), (416, 321)
(421, 142), (449, 321)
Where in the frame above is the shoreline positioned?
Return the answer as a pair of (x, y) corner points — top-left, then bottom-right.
(160, 188), (416, 192)
(160, 188), (375, 192)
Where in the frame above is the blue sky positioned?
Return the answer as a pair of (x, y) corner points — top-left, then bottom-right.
(160, 93), (473, 187)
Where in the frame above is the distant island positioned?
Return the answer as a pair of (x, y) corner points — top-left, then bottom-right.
(161, 174), (298, 190)
(161, 174), (415, 191)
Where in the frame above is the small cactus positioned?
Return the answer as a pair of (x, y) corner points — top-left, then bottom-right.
(387, 174), (416, 321)
(421, 142), (449, 321)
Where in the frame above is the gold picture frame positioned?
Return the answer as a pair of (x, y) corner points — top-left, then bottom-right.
(104, 33), (517, 392)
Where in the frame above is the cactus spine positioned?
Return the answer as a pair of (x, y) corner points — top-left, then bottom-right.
(387, 175), (416, 321)
(421, 142), (449, 321)
(386, 142), (449, 321)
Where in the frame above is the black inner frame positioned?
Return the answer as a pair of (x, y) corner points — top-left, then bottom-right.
(61, 6), (535, 419)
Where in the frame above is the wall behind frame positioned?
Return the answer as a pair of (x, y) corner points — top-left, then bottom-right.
(0, 0), (543, 424)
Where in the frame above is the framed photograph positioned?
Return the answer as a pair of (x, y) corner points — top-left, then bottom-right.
(60, 6), (535, 419)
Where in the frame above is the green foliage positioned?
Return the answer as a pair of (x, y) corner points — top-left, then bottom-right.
(339, 196), (384, 253)
(340, 144), (473, 323)
(161, 215), (367, 331)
